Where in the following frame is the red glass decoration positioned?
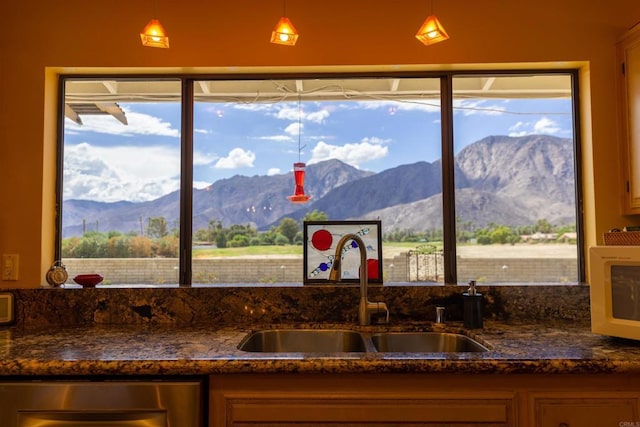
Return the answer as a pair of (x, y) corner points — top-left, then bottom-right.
(287, 162), (311, 203)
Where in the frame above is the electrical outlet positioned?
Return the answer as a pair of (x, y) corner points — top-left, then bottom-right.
(2, 254), (19, 281)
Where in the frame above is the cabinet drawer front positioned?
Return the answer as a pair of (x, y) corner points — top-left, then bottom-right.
(228, 398), (512, 424)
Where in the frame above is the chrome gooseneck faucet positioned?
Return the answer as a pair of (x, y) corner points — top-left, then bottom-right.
(329, 233), (389, 326)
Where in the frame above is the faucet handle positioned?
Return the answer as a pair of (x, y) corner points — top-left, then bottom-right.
(436, 306), (446, 324)
(365, 301), (389, 324)
(375, 302), (390, 324)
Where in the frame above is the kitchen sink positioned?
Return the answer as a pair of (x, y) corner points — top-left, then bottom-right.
(237, 329), (369, 353)
(238, 329), (490, 353)
(370, 332), (489, 353)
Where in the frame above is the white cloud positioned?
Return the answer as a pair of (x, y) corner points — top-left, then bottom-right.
(508, 121), (529, 137)
(275, 105), (330, 124)
(361, 136), (391, 145)
(233, 103), (273, 112)
(65, 108), (180, 137)
(508, 130), (529, 137)
(63, 142), (181, 202)
(507, 117), (562, 137)
(308, 140), (389, 167)
(258, 135), (293, 142)
(285, 122), (303, 136)
(193, 151), (216, 166)
(215, 148), (256, 169)
(195, 128), (210, 134)
(267, 168), (281, 176)
(533, 117), (561, 134)
(276, 105), (302, 121)
(305, 109), (330, 123)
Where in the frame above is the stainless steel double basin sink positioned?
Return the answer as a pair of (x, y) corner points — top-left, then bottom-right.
(237, 328), (489, 353)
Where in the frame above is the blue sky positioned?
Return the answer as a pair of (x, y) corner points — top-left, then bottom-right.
(63, 97), (573, 203)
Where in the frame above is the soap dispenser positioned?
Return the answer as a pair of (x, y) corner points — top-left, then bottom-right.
(463, 280), (483, 329)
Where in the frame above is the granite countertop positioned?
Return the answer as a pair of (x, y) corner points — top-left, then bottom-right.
(1, 321), (639, 377)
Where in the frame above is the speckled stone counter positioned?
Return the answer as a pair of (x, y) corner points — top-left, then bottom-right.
(0, 285), (631, 378)
(1, 320), (640, 377)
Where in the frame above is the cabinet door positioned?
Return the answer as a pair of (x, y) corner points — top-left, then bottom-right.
(620, 25), (640, 212)
(210, 374), (516, 427)
(534, 397), (639, 427)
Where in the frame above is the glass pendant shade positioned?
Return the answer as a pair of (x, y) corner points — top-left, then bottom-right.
(140, 19), (170, 48)
(271, 17), (299, 46)
(287, 162), (311, 203)
(415, 15), (449, 46)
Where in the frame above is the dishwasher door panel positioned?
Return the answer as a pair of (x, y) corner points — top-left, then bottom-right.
(0, 381), (202, 427)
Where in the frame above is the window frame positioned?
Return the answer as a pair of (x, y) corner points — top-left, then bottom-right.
(55, 69), (584, 286)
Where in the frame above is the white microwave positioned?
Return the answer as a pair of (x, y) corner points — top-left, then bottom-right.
(590, 245), (640, 340)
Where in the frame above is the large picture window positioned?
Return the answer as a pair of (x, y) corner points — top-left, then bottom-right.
(452, 74), (578, 283)
(58, 71), (581, 286)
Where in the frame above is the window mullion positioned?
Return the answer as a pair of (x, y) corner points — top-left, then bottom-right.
(54, 77), (67, 263)
(440, 74), (457, 285)
(571, 70), (586, 283)
(180, 79), (194, 286)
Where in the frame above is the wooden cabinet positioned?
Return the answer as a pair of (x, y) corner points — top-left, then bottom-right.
(209, 373), (640, 427)
(531, 393), (639, 427)
(619, 23), (640, 213)
(210, 374), (515, 426)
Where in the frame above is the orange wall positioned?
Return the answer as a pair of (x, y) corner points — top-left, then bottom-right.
(1, 0), (639, 287)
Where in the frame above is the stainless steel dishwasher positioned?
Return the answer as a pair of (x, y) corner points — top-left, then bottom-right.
(0, 380), (202, 427)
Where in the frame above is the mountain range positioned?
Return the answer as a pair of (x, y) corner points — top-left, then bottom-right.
(62, 134), (576, 238)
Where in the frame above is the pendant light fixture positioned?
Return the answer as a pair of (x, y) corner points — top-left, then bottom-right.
(287, 97), (311, 203)
(140, 0), (169, 48)
(415, 0), (449, 46)
(271, 0), (299, 46)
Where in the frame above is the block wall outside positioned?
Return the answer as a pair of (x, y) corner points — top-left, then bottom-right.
(62, 258), (303, 285)
(62, 258), (180, 285)
(61, 255), (577, 285)
(457, 257), (578, 283)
